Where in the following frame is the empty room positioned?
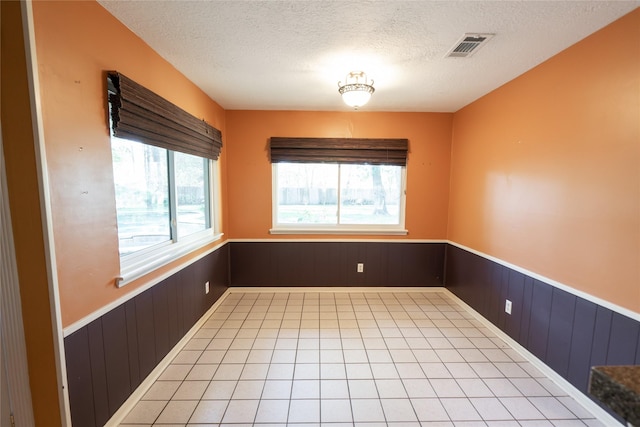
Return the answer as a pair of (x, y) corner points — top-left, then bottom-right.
(1, 1), (639, 426)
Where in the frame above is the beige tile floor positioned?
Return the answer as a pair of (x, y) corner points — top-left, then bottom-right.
(118, 289), (606, 426)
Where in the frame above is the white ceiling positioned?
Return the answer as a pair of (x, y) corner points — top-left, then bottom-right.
(98, 1), (638, 112)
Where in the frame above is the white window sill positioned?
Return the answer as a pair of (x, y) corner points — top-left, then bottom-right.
(115, 232), (224, 288)
(270, 227), (408, 236)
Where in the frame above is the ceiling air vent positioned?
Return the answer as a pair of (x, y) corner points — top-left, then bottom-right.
(446, 33), (494, 58)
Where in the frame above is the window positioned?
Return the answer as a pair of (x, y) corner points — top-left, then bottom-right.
(107, 72), (222, 286)
(274, 162), (405, 231)
(111, 137), (211, 257)
(112, 138), (170, 255)
(270, 137), (408, 234)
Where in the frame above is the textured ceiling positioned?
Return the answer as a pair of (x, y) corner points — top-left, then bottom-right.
(97, 1), (639, 112)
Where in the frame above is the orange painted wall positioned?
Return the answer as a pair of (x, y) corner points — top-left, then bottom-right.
(31, 0), (638, 330)
(449, 10), (640, 312)
(225, 111), (453, 240)
(31, 1), (227, 327)
(1, 2), (62, 424)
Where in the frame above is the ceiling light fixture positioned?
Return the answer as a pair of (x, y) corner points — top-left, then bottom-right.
(338, 71), (375, 109)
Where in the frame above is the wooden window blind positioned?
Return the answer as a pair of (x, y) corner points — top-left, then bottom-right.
(269, 137), (408, 166)
(107, 71), (222, 160)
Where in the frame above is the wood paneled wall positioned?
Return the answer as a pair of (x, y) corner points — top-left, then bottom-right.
(64, 245), (229, 426)
(64, 241), (635, 424)
(445, 244), (635, 423)
(230, 241), (446, 287)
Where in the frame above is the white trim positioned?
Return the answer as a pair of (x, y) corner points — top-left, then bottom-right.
(231, 238), (640, 322)
(67, 238), (640, 338)
(63, 239), (229, 337)
(271, 162), (278, 229)
(448, 240), (640, 323)
(445, 289), (619, 426)
(229, 286), (449, 294)
(271, 163), (408, 234)
(117, 232), (224, 287)
(65, 239), (445, 334)
(270, 227), (408, 235)
(115, 152), (223, 288)
(0, 124), (36, 424)
(229, 238), (446, 244)
(106, 286), (616, 426)
(211, 158), (223, 242)
(104, 288), (233, 427)
(22, 2), (71, 425)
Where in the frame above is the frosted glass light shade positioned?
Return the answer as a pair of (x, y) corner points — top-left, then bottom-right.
(338, 71), (375, 109)
(341, 87), (373, 108)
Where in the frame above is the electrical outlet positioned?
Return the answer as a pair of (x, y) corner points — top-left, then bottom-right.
(205, 281), (210, 294)
(357, 263), (364, 273)
(505, 299), (512, 315)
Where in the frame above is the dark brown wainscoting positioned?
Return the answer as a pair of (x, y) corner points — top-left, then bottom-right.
(445, 244), (636, 424)
(229, 241), (446, 287)
(64, 245), (229, 427)
(67, 241), (630, 425)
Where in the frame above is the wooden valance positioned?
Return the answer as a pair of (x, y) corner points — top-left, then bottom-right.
(269, 137), (408, 166)
(107, 71), (222, 160)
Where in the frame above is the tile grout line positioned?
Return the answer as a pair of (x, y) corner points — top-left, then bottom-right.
(117, 288), (608, 426)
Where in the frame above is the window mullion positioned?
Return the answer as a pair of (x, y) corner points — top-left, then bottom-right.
(336, 164), (342, 225)
(167, 151), (178, 242)
(204, 158), (212, 229)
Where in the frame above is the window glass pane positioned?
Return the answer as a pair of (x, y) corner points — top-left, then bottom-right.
(339, 164), (402, 225)
(175, 151), (209, 238)
(112, 137), (170, 256)
(276, 162), (338, 224)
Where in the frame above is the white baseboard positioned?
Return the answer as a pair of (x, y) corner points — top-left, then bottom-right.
(444, 288), (619, 426)
(104, 288), (233, 426)
(106, 285), (616, 426)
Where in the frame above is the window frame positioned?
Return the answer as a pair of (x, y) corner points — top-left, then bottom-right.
(270, 162), (408, 235)
(107, 72), (224, 287)
(114, 143), (222, 288)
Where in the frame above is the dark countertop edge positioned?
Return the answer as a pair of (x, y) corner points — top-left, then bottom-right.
(590, 365), (640, 425)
